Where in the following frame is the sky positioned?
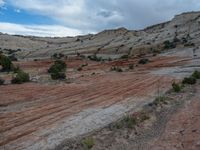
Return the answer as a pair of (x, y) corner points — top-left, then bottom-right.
(0, 0), (200, 37)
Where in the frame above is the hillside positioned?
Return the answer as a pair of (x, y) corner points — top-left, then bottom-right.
(0, 11), (200, 59)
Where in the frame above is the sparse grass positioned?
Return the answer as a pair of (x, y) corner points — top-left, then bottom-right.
(138, 112), (150, 123)
(153, 95), (167, 106)
(123, 115), (137, 129)
(113, 111), (150, 130)
(82, 137), (95, 150)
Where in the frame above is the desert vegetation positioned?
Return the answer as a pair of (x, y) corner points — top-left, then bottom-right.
(11, 70), (30, 84)
(0, 54), (13, 71)
(48, 60), (67, 80)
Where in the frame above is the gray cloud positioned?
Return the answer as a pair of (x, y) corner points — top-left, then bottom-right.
(4, 0), (200, 36)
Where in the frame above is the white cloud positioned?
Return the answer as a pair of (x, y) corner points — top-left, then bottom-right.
(0, 0), (4, 6)
(1, 0), (199, 37)
(7, 0), (200, 32)
(0, 22), (83, 37)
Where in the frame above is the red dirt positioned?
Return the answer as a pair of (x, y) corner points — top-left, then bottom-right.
(0, 55), (191, 149)
(149, 86), (200, 150)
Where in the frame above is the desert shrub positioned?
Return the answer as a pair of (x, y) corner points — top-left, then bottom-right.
(182, 76), (196, 85)
(0, 54), (13, 71)
(82, 137), (95, 150)
(88, 55), (102, 61)
(120, 55), (129, 59)
(138, 58), (149, 64)
(48, 60), (67, 80)
(181, 37), (188, 44)
(50, 72), (66, 80)
(129, 64), (134, 70)
(138, 112), (150, 123)
(77, 66), (83, 71)
(123, 115), (137, 129)
(173, 37), (180, 43)
(192, 70), (200, 79)
(48, 60), (66, 74)
(110, 66), (123, 72)
(153, 96), (167, 106)
(0, 78), (5, 85)
(163, 40), (176, 49)
(11, 70), (30, 84)
(184, 42), (195, 47)
(172, 82), (181, 92)
(81, 63), (88, 67)
(52, 53), (58, 59)
(51, 53), (65, 59)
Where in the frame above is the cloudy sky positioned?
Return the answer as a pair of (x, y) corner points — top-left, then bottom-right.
(0, 0), (200, 37)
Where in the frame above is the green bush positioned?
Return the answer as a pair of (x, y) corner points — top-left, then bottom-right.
(11, 70), (30, 84)
(163, 40), (176, 49)
(48, 60), (67, 80)
(0, 78), (5, 85)
(82, 137), (95, 150)
(182, 76), (196, 85)
(172, 82), (181, 92)
(192, 70), (200, 79)
(0, 54), (13, 71)
(48, 60), (66, 74)
(138, 58), (149, 64)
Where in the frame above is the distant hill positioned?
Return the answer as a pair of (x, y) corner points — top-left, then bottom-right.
(0, 11), (200, 59)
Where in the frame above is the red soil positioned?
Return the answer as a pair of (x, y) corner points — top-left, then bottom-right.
(0, 55), (190, 149)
